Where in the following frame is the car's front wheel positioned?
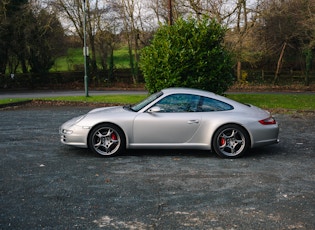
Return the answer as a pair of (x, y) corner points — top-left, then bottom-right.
(212, 124), (250, 158)
(88, 123), (125, 156)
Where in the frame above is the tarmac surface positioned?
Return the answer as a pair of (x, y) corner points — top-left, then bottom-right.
(0, 105), (314, 229)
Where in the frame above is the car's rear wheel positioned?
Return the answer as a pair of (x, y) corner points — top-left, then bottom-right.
(212, 124), (250, 158)
(88, 123), (125, 156)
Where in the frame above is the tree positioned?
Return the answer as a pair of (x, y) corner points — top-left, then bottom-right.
(296, 0), (315, 86)
(253, 0), (315, 85)
(117, 0), (142, 84)
(146, 0), (169, 25)
(140, 17), (234, 94)
(53, 0), (98, 74)
(0, 0), (65, 75)
(26, 9), (65, 73)
(94, 1), (122, 80)
(160, 0), (260, 82)
(0, 0), (29, 74)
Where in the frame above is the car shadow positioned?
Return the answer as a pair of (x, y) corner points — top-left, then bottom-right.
(60, 145), (282, 159)
(59, 146), (97, 158)
(123, 149), (216, 158)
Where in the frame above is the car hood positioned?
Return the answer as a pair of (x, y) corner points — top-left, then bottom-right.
(88, 106), (125, 114)
(73, 106), (133, 128)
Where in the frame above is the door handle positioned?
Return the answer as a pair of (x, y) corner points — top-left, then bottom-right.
(188, 120), (199, 124)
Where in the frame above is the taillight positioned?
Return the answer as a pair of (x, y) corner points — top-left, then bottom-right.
(259, 117), (276, 125)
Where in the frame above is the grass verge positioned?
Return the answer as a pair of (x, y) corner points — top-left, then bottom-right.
(39, 94), (147, 105)
(227, 94), (315, 111)
(0, 98), (32, 105)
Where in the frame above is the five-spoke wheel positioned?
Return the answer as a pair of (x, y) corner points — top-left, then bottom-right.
(212, 124), (250, 158)
(88, 124), (125, 156)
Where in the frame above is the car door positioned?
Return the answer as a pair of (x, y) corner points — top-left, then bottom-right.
(132, 94), (201, 144)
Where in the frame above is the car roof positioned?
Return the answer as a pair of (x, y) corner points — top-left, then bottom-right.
(161, 87), (216, 97)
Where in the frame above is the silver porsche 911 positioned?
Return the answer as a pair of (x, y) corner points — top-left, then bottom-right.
(60, 88), (279, 158)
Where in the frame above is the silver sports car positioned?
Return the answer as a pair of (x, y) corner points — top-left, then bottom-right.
(60, 88), (279, 158)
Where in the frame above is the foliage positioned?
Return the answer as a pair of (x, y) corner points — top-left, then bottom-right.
(27, 10), (65, 73)
(1, 0), (314, 89)
(252, 0), (315, 80)
(140, 17), (235, 94)
(0, 0), (65, 74)
(0, 0), (28, 73)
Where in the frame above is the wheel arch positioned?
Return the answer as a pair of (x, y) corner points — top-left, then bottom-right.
(210, 122), (252, 150)
(87, 122), (127, 149)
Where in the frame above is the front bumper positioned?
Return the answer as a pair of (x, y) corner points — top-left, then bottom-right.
(59, 122), (90, 148)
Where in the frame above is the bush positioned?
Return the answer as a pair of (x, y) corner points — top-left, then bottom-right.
(140, 17), (235, 94)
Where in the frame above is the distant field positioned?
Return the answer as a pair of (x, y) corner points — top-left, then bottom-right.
(53, 47), (130, 72)
(52, 48), (83, 72)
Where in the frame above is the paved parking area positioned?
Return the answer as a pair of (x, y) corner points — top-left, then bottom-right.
(1, 106), (314, 229)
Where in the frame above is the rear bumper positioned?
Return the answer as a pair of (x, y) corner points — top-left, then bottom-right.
(253, 138), (279, 148)
(250, 123), (279, 148)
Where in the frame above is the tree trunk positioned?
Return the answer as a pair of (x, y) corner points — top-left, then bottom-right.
(273, 42), (287, 85)
(237, 61), (241, 81)
(305, 48), (312, 86)
(87, 2), (97, 75)
(108, 47), (114, 81)
(127, 39), (136, 84)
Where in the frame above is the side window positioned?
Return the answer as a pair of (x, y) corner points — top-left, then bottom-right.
(155, 94), (200, 112)
(198, 96), (233, 112)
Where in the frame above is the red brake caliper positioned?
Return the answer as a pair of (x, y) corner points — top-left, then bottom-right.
(220, 137), (226, 146)
(111, 133), (117, 140)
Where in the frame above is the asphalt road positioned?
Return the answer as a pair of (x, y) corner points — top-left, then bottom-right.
(0, 106), (314, 229)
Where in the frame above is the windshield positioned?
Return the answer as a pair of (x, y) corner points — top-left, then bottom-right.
(131, 91), (163, 112)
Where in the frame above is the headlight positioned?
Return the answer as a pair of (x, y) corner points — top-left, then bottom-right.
(62, 129), (73, 134)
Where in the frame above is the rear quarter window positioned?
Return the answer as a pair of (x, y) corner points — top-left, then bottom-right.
(198, 97), (234, 112)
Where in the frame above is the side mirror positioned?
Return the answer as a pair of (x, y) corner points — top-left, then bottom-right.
(147, 106), (161, 113)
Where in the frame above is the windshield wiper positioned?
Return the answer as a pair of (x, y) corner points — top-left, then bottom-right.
(123, 104), (135, 111)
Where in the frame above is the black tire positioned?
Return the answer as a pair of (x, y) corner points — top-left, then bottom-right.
(212, 124), (250, 158)
(88, 123), (125, 157)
